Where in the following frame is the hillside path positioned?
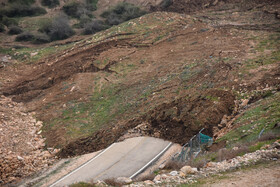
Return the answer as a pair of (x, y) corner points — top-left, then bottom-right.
(50, 137), (172, 186)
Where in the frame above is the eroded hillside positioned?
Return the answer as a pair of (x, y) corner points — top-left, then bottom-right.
(0, 0), (280, 185)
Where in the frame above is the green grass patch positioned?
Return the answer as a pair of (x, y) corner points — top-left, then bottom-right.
(45, 84), (135, 142)
(244, 33), (280, 69)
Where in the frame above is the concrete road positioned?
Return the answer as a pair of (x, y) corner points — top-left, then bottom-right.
(50, 137), (172, 186)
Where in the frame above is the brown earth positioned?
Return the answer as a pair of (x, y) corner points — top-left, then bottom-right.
(202, 161), (280, 187)
(0, 0), (280, 161)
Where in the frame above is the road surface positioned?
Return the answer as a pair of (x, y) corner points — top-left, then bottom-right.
(50, 137), (172, 186)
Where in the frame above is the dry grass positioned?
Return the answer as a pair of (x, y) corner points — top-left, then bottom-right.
(258, 131), (280, 142)
(163, 160), (185, 170)
(187, 158), (207, 169)
(217, 145), (249, 162)
(104, 178), (123, 187)
(135, 173), (156, 182)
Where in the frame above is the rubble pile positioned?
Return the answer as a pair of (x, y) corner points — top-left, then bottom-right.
(0, 96), (58, 185)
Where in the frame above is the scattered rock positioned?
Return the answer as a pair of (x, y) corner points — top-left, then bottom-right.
(0, 96), (56, 185)
(144, 180), (155, 185)
(240, 99), (249, 107)
(170, 170), (178, 176)
(153, 174), (161, 181)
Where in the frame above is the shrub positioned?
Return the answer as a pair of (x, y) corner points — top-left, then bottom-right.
(75, 14), (92, 28)
(70, 182), (96, 187)
(2, 16), (18, 26)
(83, 19), (107, 35)
(48, 15), (75, 41)
(3, 4), (47, 17)
(38, 19), (52, 34)
(163, 160), (185, 170)
(86, 0), (99, 11)
(0, 23), (5, 32)
(135, 173), (156, 181)
(258, 131), (280, 142)
(15, 31), (34, 41)
(33, 33), (50, 44)
(104, 178), (123, 187)
(62, 2), (92, 19)
(8, 0), (35, 5)
(217, 145), (249, 162)
(41, 0), (60, 8)
(160, 0), (173, 8)
(101, 2), (146, 26)
(8, 25), (23, 35)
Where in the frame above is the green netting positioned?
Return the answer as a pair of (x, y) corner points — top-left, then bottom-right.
(172, 129), (213, 162)
(200, 133), (213, 144)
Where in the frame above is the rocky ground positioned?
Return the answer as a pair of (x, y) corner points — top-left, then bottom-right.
(0, 96), (58, 185)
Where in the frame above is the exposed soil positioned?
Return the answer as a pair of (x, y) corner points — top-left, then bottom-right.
(202, 161), (280, 187)
(0, 0), (280, 160)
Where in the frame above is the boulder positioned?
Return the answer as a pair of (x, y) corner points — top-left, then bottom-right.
(180, 165), (198, 174)
(153, 174), (161, 181)
(179, 171), (186, 177)
(169, 170), (178, 176)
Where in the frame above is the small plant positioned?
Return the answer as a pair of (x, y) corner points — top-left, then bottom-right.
(69, 182), (96, 187)
(48, 15), (75, 41)
(83, 19), (107, 35)
(33, 33), (50, 44)
(75, 14), (92, 28)
(8, 25), (23, 35)
(101, 2), (146, 26)
(3, 4), (47, 17)
(41, 0), (60, 8)
(86, 0), (99, 11)
(38, 19), (52, 34)
(104, 178), (123, 187)
(15, 31), (34, 41)
(0, 23), (5, 32)
(160, 0), (173, 8)
(62, 2), (92, 19)
(1, 16), (18, 27)
(136, 173), (156, 181)
(163, 160), (185, 170)
(258, 131), (280, 142)
(217, 145), (249, 162)
(8, 0), (35, 5)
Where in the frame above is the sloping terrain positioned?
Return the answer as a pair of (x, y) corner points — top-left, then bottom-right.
(1, 0), (279, 155)
(0, 0), (280, 185)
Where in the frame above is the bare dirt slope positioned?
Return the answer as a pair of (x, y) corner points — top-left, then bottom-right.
(0, 0), (279, 156)
(0, 0), (279, 186)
